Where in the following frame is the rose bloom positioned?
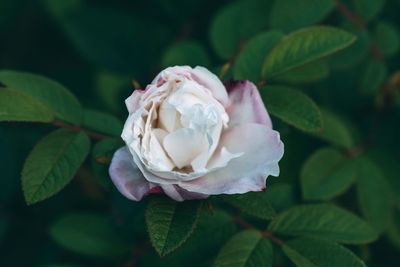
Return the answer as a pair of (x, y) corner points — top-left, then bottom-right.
(109, 66), (284, 201)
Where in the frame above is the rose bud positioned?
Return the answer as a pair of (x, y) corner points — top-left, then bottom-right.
(109, 66), (284, 201)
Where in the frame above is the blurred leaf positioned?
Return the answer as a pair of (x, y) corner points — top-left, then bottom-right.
(356, 157), (392, 233)
(82, 109), (123, 137)
(213, 230), (273, 267)
(268, 204), (378, 244)
(262, 26), (356, 78)
(373, 22), (400, 57)
(22, 129), (90, 204)
(0, 88), (54, 123)
(95, 71), (129, 114)
(233, 31), (284, 82)
(261, 86), (323, 132)
(311, 109), (354, 149)
(386, 208), (400, 251)
(272, 61), (330, 84)
(223, 192), (276, 220)
(91, 138), (122, 189)
(282, 237), (367, 267)
(0, 217), (8, 242)
(352, 0), (385, 21)
(49, 213), (129, 259)
(266, 183), (296, 213)
(270, 0), (335, 32)
(162, 41), (211, 68)
(41, 265), (85, 267)
(209, 0), (272, 59)
(146, 196), (202, 256)
(0, 71), (82, 125)
(359, 60), (387, 95)
(301, 147), (356, 200)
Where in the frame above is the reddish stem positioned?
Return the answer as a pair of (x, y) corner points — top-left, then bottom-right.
(53, 120), (108, 140)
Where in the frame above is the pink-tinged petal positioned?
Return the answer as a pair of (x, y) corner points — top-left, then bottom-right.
(179, 123), (284, 195)
(161, 184), (208, 201)
(125, 89), (145, 113)
(225, 80), (272, 128)
(109, 147), (154, 201)
(191, 66), (229, 107)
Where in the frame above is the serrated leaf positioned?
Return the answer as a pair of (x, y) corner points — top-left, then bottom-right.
(373, 22), (400, 57)
(22, 129), (90, 204)
(360, 60), (387, 95)
(82, 109), (123, 137)
(272, 61), (330, 84)
(213, 230), (273, 267)
(0, 70), (82, 125)
(162, 41), (211, 68)
(356, 157), (392, 233)
(0, 88), (54, 123)
(260, 86), (322, 132)
(301, 147), (356, 201)
(262, 26), (356, 78)
(270, 0), (335, 32)
(49, 213), (129, 259)
(282, 237), (367, 267)
(311, 109), (354, 149)
(233, 31), (284, 82)
(209, 0), (272, 59)
(146, 196), (202, 256)
(223, 192), (276, 220)
(268, 204), (378, 244)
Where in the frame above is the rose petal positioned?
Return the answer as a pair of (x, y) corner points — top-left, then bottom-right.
(109, 147), (154, 201)
(125, 89), (145, 113)
(161, 184), (208, 201)
(191, 66), (229, 107)
(225, 80), (272, 128)
(179, 123), (284, 195)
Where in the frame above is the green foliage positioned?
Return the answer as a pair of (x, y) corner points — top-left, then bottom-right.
(373, 22), (400, 57)
(270, 0), (335, 32)
(301, 147), (356, 200)
(0, 70), (82, 125)
(49, 213), (129, 259)
(282, 237), (367, 267)
(146, 196), (202, 256)
(360, 60), (387, 94)
(268, 204), (378, 244)
(272, 61), (330, 84)
(262, 26), (356, 78)
(82, 109), (123, 137)
(222, 192), (276, 220)
(162, 41), (211, 68)
(0, 88), (54, 123)
(261, 86), (322, 132)
(22, 129), (90, 204)
(213, 230), (273, 267)
(352, 0), (385, 21)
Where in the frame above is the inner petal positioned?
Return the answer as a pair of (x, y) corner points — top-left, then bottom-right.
(158, 101), (182, 132)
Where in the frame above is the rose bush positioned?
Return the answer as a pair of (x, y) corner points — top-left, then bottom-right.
(109, 66), (284, 201)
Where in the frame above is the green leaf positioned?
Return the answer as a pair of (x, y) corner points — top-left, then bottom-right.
(162, 41), (211, 68)
(223, 192), (276, 220)
(266, 183), (296, 213)
(82, 109), (123, 137)
(272, 61), (330, 84)
(0, 70), (82, 125)
(49, 213), (129, 259)
(0, 88), (54, 123)
(268, 204), (378, 244)
(95, 71), (129, 114)
(352, 0), (385, 21)
(213, 230), (273, 267)
(311, 109), (354, 149)
(356, 157), (392, 233)
(209, 0), (272, 59)
(270, 0), (335, 32)
(91, 138), (122, 189)
(262, 26), (356, 78)
(359, 60), (387, 95)
(146, 196), (202, 256)
(22, 129), (90, 204)
(301, 147), (356, 201)
(233, 31), (284, 82)
(282, 237), (367, 267)
(373, 22), (400, 57)
(260, 86), (322, 132)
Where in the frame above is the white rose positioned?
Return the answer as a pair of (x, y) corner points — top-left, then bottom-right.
(109, 66), (284, 201)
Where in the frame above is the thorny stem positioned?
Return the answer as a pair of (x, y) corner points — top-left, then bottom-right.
(53, 120), (109, 141)
(233, 216), (284, 246)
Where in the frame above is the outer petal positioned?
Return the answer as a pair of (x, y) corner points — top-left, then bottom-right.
(225, 80), (272, 128)
(109, 147), (154, 201)
(179, 123), (284, 195)
(125, 89), (145, 113)
(161, 184), (208, 201)
(191, 66), (229, 107)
